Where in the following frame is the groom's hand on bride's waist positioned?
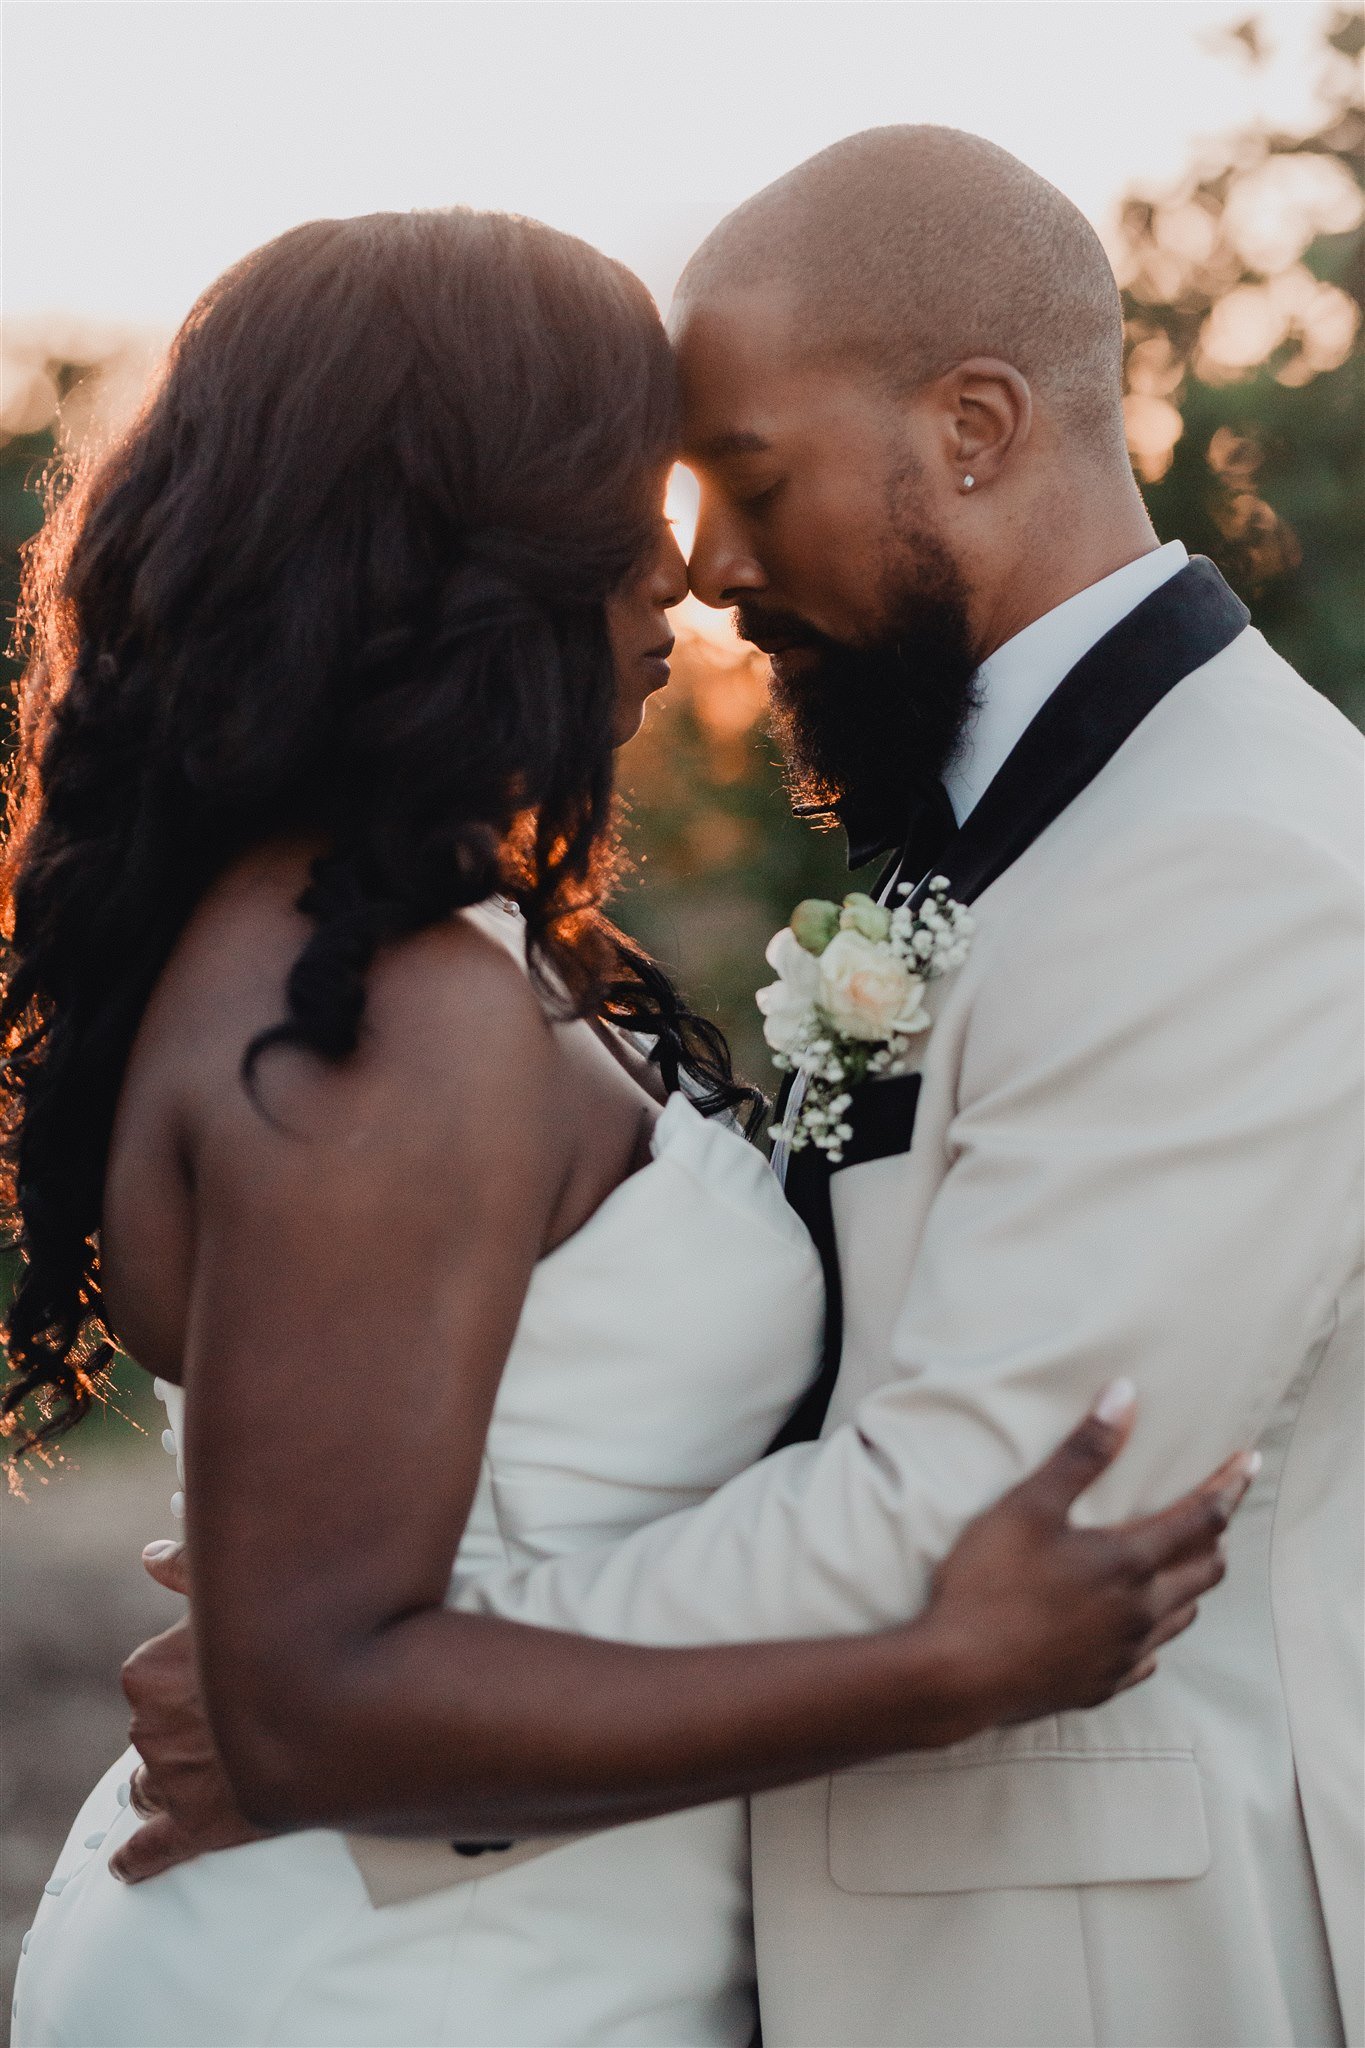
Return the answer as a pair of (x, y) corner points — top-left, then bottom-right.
(109, 1539), (268, 1885)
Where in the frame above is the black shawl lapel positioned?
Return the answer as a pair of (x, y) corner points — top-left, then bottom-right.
(911, 556), (1249, 914)
(768, 556), (1249, 1455)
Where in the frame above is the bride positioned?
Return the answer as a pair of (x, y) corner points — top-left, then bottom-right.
(3, 208), (1242, 2048)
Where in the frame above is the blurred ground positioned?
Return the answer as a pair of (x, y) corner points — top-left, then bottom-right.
(0, 1431), (182, 2012)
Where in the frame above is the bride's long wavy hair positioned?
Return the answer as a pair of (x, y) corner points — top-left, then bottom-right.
(0, 207), (763, 1449)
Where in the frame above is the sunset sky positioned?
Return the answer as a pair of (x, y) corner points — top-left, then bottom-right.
(4, 2), (1338, 328)
(4, 1), (1345, 640)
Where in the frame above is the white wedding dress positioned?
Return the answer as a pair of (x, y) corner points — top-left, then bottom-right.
(14, 908), (824, 2048)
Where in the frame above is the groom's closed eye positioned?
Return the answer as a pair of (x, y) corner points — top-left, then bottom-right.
(685, 429), (774, 463)
(734, 481), (785, 516)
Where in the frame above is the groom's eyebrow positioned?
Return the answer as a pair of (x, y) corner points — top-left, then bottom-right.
(687, 429), (772, 461)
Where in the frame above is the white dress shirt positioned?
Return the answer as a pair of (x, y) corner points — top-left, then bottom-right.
(944, 539), (1188, 824)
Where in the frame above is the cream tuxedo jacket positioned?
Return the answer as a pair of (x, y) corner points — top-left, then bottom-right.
(462, 596), (1363, 2047)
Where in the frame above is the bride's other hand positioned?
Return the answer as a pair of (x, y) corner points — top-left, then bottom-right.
(109, 1541), (264, 1885)
(923, 1382), (1258, 1734)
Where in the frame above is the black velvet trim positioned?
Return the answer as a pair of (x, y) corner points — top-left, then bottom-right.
(908, 558), (1249, 913)
(828, 1073), (923, 1175)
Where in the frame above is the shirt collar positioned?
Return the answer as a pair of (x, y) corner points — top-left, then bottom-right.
(944, 539), (1189, 825)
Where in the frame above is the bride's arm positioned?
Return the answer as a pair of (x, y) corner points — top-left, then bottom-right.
(124, 918), (1241, 1863)
(120, 1426), (1241, 1875)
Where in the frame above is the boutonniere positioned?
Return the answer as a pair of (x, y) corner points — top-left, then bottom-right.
(756, 879), (975, 1162)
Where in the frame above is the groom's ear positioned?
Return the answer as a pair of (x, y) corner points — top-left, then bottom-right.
(930, 357), (1034, 491)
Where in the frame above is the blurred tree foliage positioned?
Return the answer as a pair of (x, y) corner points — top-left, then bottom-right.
(1117, 5), (1363, 723)
(614, 640), (880, 1084)
(0, 428), (59, 700)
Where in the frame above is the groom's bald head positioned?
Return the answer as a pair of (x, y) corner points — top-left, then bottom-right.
(674, 130), (1154, 841)
(678, 126), (1126, 455)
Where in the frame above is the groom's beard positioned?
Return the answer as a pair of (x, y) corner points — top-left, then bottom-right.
(737, 545), (981, 858)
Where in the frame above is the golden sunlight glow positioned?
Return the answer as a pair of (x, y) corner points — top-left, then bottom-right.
(1223, 153), (1364, 277)
(665, 463), (699, 557)
(1123, 393), (1186, 484)
(1197, 268), (1360, 382)
(666, 463), (744, 651)
(0, 317), (162, 453)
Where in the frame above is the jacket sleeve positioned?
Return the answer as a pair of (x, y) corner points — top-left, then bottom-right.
(454, 813), (1363, 1645)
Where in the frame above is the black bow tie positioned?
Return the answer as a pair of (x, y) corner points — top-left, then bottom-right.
(837, 779), (958, 883)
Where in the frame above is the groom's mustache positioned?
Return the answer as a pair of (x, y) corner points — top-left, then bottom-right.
(731, 603), (832, 659)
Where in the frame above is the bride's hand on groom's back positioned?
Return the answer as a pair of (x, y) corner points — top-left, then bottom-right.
(109, 1540), (265, 1886)
(923, 1383), (1259, 1735)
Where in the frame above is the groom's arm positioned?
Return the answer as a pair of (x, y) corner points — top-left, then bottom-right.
(458, 811), (1361, 1647)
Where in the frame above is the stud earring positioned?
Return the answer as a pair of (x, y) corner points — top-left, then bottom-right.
(962, 474), (976, 491)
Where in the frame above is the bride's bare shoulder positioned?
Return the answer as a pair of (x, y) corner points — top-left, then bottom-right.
(105, 853), (566, 1378)
(140, 844), (557, 1149)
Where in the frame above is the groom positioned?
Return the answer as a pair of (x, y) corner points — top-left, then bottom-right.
(120, 130), (1362, 2046)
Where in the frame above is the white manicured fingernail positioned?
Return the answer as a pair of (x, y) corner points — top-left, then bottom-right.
(143, 1540), (177, 1563)
(1243, 1450), (1263, 1479)
(1094, 1378), (1136, 1425)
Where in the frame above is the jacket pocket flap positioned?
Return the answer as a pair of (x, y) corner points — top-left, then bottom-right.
(828, 1752), (1211, 1895)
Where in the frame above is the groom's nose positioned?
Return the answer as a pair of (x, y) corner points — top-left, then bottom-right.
(687, 499), (767, 611)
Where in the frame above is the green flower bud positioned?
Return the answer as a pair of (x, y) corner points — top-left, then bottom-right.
(839, 892), (892, 942)
(790, 899), (841, 955)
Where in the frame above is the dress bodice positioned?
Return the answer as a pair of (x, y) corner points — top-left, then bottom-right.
(457, 1087), (824, 1574)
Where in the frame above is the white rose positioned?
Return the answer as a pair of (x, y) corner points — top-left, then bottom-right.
(755, 924), (821, 1055)
(817, 929), (929, 1042)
